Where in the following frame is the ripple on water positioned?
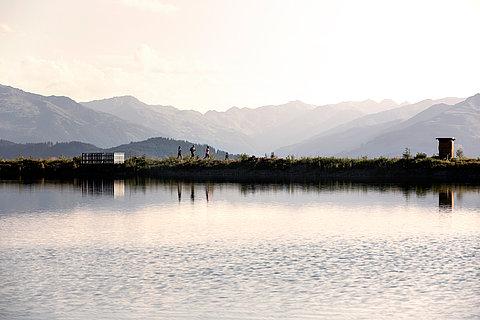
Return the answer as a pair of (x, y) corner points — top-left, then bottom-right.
(0, 181), (479, 319)
(1, 236), (479, 320)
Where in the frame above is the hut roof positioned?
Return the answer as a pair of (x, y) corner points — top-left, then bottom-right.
(436, 137), (455, 141)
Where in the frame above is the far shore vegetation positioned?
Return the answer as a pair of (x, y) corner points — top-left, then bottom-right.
(1, 153), (480, 182)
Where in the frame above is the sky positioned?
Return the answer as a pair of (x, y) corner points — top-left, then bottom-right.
(0, 0), (479, 112)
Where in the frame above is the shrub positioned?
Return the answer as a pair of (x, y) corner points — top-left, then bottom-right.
(402, 148), (412, 160)
(414, 152), (427, 159)
(456, 147), (464, 159)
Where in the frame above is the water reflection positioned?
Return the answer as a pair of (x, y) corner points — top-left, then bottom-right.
(439, 189), (455, 211)
(175, 182), (213, 203)
(1, 179), (480, 214)
(205, 184), (213, 202)
(78, 179), (125, 198)
(1, 179), (480, 320)
(177, 183), (182, 202)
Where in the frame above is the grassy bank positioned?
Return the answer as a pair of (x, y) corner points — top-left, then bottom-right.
(1, 156), (480, 182)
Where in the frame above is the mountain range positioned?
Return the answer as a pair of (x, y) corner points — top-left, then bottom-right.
(276, 97), (465, 157)
(82, 97), (406, 154)
(340, 94), (480, 157)
(1, 83), (478, 158)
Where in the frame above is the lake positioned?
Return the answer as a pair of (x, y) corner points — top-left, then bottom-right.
(0, 179), (479, 320)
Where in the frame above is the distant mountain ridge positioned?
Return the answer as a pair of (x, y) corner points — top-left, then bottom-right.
(0, 137), (229, 159)
(0, 84), (156, 147)
(342, 94), (480, 157)
(276, 97), (464, 157)
(82, 95), (406, 154)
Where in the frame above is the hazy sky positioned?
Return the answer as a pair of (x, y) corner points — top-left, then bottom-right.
(0, 0), (479, 111)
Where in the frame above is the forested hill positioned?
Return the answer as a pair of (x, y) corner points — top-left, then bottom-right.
(105, 137), (229, 159)
(0, 137), (229, 159)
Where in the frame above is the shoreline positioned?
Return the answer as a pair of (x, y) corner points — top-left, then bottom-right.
(1, 156), (480, 183)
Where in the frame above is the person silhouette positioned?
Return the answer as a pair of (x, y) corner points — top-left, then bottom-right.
(204, 146), (210, 159)
(177, 146), (182, 159)
(190, 145), (196, 158)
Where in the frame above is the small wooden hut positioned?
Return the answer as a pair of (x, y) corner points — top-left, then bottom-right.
(436, 137), (455, 159)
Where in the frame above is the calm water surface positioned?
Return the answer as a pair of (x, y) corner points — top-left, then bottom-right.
(0, 180), (479, 320)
